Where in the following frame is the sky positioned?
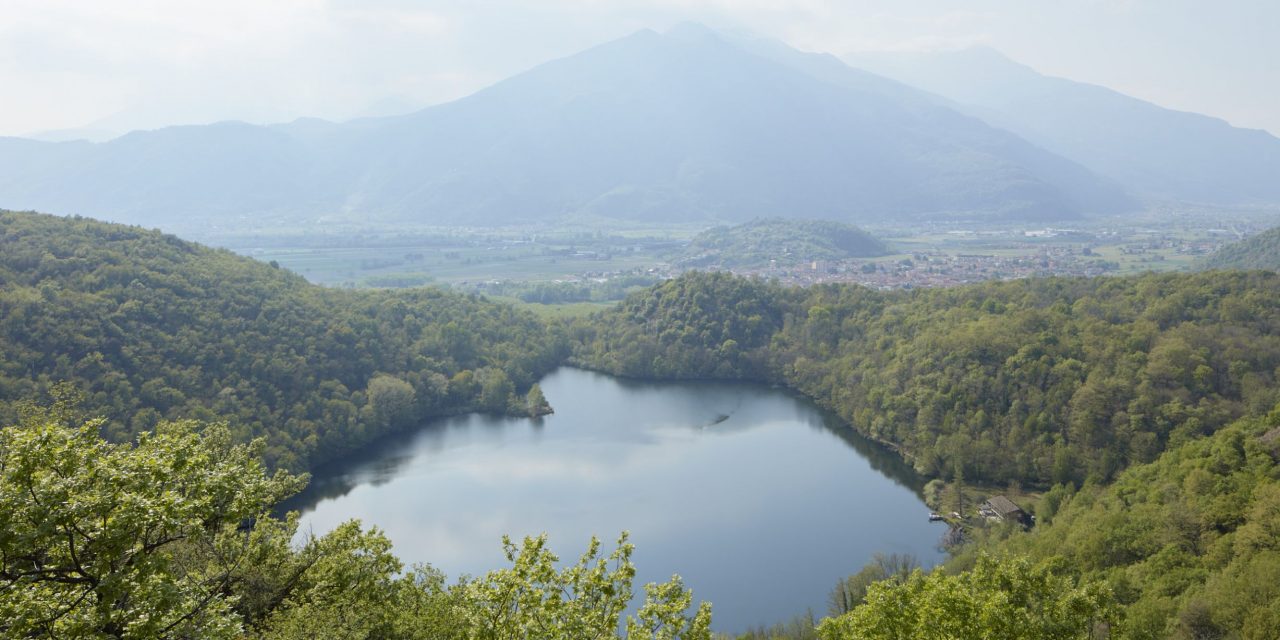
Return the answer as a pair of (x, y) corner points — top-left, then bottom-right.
(1, 0), (1277, 139)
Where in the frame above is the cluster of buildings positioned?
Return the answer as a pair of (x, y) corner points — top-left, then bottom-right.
(730, 248), (1119, 290)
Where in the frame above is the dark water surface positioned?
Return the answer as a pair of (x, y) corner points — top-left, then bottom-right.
(286, 367), (945, 632)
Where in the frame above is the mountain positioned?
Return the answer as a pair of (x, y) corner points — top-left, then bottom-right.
(0, 123), (320, 227)
(1202, 225), (1280, 270)
(0, 26), (1133, 229)
(24, 126), (121, 143)
(847, 47), (1280, 204)
(675, 217), (889, 269)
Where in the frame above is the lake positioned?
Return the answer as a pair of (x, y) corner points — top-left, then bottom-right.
(285, 367), (946, 632)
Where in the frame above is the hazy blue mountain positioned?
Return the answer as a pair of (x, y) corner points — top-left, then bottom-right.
(847, 47), (1280, 204)
(0, 26), (1134, 228)
(24, 126), (122, 143)
(0, 123), (321, 226)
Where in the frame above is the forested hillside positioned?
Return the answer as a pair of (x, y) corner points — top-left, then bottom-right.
(1202, 226), (1280, 271)
(0, 210), (567, 470)
(6, 211), (1280, 637)
(573, 270), (1280, 486)
(675, 218), (889, 269)
(943, 410), (1280, 639)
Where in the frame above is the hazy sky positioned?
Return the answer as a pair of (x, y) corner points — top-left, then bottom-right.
(2, 0), (1277, 138)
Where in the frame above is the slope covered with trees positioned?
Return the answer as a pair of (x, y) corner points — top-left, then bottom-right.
(674, 218), (889, 269)
(1201, 226), (1280, 271)
(6, 210), (1280, 637)
(0, 210), (567, 470)
(945, 409), (1280, 639)
(573, 270), (1280, 486)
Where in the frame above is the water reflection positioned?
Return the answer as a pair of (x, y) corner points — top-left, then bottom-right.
(807, 409), (925, 495)
(284, 367), (944, 633)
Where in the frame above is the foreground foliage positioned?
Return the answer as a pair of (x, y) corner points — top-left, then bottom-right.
(0, 404), (302, 637)
(817, 556), (1118, 640)
(0, 410), (712, 639)
(0, 211), (567, 470)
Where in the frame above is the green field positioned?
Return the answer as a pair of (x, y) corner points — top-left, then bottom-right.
(210, 219), (703, 290)
(247, 244), (660, 287)
(483, 296), (617, 319)
(206, 207), (1276, 311)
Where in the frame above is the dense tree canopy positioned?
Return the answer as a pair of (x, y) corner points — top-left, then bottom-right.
(817, 555), (1118, 640)
(675, 218), (888, 269)
(0, 406), (302, 638)
(1201, 225), (1280, 271)
(7, 210), (1280, 637)
(0, 210), (568, 470)
(953, 409), (1280, 639)
(574, 270), (1280, 486)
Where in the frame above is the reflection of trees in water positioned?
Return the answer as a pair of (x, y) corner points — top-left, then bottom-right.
(806, 408), (927, 497)
(277, 372), (927, 517)
(276, 415), (470, 516)
(607, 371), (926, 493)
(607, 372), (756, 430)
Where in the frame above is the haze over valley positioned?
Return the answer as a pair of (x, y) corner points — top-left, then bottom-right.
(8, 23), (1279, 232)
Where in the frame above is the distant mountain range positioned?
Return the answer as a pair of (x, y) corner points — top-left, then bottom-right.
(846, 47), (1280, 205)
(2, 25), (1275, 229)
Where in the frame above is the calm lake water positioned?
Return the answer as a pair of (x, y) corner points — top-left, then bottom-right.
(285, 367), (945, 632)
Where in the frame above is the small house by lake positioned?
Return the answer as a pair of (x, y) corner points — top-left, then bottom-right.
(980, 495), (1032, 528)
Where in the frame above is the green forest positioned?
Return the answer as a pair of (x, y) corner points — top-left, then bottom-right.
(674, 218), (889, 269)
(1201, 226), (1280, 270)
(945, 409), (1280, 639)
(571, 270), (1280, 486)
(0, 211), (568, 471)
(5, 210), (1280, 637)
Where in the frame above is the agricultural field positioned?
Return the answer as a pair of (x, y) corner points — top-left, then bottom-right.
(202, 205), (1279, 308)
(203, 221), (698, 289)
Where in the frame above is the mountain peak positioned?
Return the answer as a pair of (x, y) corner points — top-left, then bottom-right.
(665, 21), (720, 38)
(0, 27), (1136, 227)
(946, 45), (1040, 78)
